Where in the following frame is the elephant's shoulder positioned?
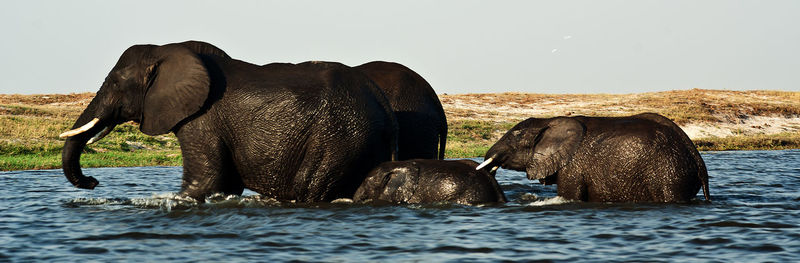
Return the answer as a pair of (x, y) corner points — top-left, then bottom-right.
(590, 122), (660, 146)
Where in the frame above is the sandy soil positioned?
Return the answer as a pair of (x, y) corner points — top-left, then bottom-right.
(440, 89), (800, 139)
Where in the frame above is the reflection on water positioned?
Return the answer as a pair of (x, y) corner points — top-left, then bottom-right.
(1, 150), (799, 262)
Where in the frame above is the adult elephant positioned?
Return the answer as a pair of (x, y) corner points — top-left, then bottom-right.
(353, 159), (507, 205)
(60, 41), (398, 202)
(356, 61), (447, 160)
(477, 113), (710, 203)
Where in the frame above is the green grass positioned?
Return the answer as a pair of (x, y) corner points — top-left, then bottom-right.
(0, 107), (181, 171)
(0, 150), (182, 171)
(695, 132), (800, 151)
(1, 91), (799, 170)
(445, 120), (516, 158)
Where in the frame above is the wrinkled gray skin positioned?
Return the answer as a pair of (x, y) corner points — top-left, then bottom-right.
(356, 61), (447, 160)
(353, 159), (507, 205)
(481, 113), (710, 203)
(61, 41), (398, 202)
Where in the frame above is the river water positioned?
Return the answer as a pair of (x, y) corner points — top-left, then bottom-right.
(1, 150), (798, 262)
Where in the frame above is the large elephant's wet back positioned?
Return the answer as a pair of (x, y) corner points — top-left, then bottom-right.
(204, 61), (396, 201)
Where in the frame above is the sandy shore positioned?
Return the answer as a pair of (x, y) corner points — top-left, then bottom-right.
(439, 89), (800, 140)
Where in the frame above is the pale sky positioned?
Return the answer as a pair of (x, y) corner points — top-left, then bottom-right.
(2, 0), (798, 95)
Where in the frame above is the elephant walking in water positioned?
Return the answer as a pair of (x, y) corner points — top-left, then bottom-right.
(478, 113), (710, 203)
(357, 61), (447, 160)
(60, 41), (398, 202)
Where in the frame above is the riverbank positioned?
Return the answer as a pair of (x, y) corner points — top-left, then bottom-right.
(1, 89), (798, 171)
(441, 89), (800, 157)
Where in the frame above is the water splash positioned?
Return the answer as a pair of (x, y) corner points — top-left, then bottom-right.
(331, 198), (354, 204)
(65, 192), (289, 212)
(65, 197), (128, 206)
(129, 192), (198, 211)
(526, 196), (573, 206)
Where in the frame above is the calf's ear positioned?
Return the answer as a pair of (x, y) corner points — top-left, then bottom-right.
(526, 118), (585, 180)
(382, 165), (421, 203)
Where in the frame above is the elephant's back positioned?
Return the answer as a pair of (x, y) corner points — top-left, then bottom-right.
(210, 61), (396, 200)
(356, 61), (442, 113)
(414, 160), (506, 204)
(220, 60), (394, 143)
(356, 62), (446, 160)
(222, 61), (385, 115)
(573, 116), (704, 202)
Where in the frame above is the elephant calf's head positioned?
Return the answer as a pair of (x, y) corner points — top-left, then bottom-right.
(478, 117), (585, 181)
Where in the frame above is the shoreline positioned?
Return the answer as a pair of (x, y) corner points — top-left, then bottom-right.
(2, 89), (799, 171)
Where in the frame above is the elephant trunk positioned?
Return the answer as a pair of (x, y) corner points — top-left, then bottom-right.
(61, 102), (110, 189)
(62, 134), (99, 189)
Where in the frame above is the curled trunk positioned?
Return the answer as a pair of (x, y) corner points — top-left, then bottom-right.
(61, 105), (105, 189)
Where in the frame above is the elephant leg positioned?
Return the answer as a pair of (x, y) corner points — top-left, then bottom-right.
(557, 181), (589, 201)
(555, 169), (589, 201)
(292, 139), (386, 202)
(648, 168), (701, 203)
(292, 146), (363, 202)
(177, 132), (243, 201)
(639, 149), (701, 202)
(396, 116), (439, 160)
(291, 148), (333, 202)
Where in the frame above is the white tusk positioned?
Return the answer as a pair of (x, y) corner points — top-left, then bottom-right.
(476, 158), (494, 170)
(490, 166), (499, 173)
(87, 126), (112, 144)
(59, 118), (100, 138)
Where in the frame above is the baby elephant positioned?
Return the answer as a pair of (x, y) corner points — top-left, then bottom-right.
(478, 113), (710, 203)
(353, 159), (507, 205)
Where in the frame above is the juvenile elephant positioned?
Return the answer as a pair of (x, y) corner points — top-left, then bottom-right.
(60, 41), (398, 202)
(356, 61), (447, 160)
(477, 113), (710, 203)
(353, 159), (507, 205)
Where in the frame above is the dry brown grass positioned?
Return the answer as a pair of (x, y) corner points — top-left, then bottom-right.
(0, 89), (798, 170)
(440, 89), (800, 124)
(0, 93), (95, 106)
(439, 89), (800, 156)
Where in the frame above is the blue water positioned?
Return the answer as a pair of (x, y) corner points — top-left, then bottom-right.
(2, 150), (799, 262)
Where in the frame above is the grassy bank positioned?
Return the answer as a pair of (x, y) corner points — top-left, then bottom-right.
(0, 93), (182, 170)
(0, 120), (182, 171)
(1, 90), (799, 171)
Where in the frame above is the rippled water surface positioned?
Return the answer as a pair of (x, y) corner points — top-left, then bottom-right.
(2, 150), (799, 262)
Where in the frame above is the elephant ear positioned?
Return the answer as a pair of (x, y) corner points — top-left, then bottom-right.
(526, 118), (585, 180)
(140, 44), (210, 135)
(382, 164), (421, 203)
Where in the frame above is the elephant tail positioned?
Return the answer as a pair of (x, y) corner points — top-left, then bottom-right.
(689, 138), (710, 202)
(698, 161), (711, 202)
(438, 123), (447, 160)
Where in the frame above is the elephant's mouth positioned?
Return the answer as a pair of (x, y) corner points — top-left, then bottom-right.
(476, 154), (509, 172)
(537, 174), (558, 185)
